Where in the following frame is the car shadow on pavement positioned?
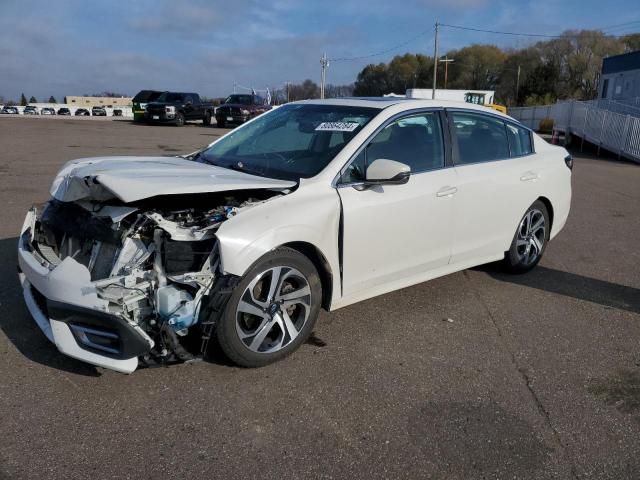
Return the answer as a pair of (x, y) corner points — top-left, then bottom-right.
(482, 264), (640, 315)
(0, 237), (100, 376)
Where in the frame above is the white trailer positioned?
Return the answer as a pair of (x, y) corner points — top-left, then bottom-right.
(406, 88), (497, 104)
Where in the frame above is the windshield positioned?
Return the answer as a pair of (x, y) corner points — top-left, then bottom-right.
(465, 93), (486, 105)
(224, 95), (253, 105)
(198, 103), (378, 181)
(156, 92), (184, 103)
(133, 90), (162, 103)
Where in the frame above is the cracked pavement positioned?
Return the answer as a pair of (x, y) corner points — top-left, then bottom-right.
(1, 117), (639, 479)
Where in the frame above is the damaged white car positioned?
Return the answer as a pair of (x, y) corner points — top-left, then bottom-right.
(18, 99), (572, 373)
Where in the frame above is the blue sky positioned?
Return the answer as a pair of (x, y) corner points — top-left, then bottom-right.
(0, 0), (638, 101)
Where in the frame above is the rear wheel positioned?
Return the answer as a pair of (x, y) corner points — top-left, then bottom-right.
(216, 117), (226, 128)
(175, 112), (185, 127)
(202, 111), (212, 126)
(215, 248), (321, 367)
(504, 200), (549, 273)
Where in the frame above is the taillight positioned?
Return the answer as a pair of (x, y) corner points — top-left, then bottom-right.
(564, 155), (573, 170)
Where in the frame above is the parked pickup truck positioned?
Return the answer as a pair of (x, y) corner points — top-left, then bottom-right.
(132, 90), (162, 122)
(144, 91), (214, 126)
(215, 94), (272, 128)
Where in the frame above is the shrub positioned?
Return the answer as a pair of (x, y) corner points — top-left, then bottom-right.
(539, 117), (555, 133)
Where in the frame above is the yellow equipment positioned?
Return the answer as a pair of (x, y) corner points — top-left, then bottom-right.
(464, 92), (507, 114)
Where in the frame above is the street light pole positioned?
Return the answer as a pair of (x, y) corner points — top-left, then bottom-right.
(432, 21), (439, 99)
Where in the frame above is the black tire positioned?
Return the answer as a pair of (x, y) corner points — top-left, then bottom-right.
(216, 117), (225, 128)
(202, 111), (212, 126)
(215, 247), (322, 367)
(503, 200), (550, 274)
(175, 112), (185, 127)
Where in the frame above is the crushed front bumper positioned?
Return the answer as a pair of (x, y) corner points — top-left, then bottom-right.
(17, 208), (153, 373)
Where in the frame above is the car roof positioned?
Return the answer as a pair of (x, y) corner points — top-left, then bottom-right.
(292, 97), (509, 116)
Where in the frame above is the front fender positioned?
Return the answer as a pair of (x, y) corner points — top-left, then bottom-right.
(215, 184), (342, 304)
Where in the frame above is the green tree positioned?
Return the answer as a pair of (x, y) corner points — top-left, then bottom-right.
(353, 63), (390, 96)
(48, 96), (57, 103)
(621, 33), (640, 52)
(20, 93), (27, 106)
(351, 29), (638, 105)
(29, 96), (37, 103)
(446, 44), (507, 91)
(387, 53), (431, 93)
(558, 30), (623, 99)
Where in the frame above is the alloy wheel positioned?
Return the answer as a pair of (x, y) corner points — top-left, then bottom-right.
(515, 208), (546, 265)
(235, 266), (311, 354)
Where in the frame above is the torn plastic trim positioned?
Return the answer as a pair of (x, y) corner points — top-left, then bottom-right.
(19, 209), (154, 344)
(197, 274), (241, 356)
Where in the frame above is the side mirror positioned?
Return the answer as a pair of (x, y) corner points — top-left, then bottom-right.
(365, 159), (411, 186)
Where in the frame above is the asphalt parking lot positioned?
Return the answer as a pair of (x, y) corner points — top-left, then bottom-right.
(0, 117), (639, 480)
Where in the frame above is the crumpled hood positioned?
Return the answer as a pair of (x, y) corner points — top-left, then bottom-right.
(50, 156), (296, 203)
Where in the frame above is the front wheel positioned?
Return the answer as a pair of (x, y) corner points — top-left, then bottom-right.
(216, 117), (225, 128)
(503, 200), (549, 273)
(215, 248), (322, 367)
(175, 112), (185, 127)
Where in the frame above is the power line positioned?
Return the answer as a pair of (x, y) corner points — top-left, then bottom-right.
(600, 20), (640, 31)
(439, 22), (640, 39)
(327, 20), (639, 67)
(330, 31), (433, 62)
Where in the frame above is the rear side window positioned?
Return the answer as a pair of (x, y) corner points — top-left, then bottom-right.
(506, 123), (533, 157)
(451, 112), (510, 165)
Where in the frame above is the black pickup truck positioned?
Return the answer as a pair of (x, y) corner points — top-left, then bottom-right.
(144, 92), (214, 126)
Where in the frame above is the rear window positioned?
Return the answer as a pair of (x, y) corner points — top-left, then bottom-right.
(505, 123), (533, 157)
(451, 112), (510, 165)
(156, 92), (184, 103)
(133, 90), (163, 103)
(225, 95), (253, 105)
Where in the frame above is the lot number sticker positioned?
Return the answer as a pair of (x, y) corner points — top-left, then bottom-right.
(315, 122), (360, 132)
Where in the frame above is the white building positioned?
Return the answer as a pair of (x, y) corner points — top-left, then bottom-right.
(599, 50), (640, 103)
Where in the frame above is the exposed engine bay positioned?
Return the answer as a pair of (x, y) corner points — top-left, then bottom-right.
(27, 190), (279, 366)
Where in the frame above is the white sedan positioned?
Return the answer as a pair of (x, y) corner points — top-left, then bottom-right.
(17, 98), (572, 373)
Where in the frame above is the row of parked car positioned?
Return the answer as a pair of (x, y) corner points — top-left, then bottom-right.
(133, 89), (272, 127)
(0, 105), (124, 116)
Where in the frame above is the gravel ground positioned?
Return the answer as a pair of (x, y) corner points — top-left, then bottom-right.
(0, 117), (639, 480)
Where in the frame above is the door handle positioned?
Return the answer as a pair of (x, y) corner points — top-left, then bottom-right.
(520, 171), (539, 182)
(436, 186), (458, 197)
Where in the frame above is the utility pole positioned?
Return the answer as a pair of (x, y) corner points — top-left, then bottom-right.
(233, 82), (237, 94)
(286, 81), (290, 103)
(432, 21), (439, 100)
(515, 65), (521, 104)
(439, 56), (454, 89)
(320, 53), (329, 99)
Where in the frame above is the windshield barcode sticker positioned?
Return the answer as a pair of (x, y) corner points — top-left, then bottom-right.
(315, 122), (360, 132)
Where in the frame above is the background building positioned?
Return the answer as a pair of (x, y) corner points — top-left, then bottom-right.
(599, 50), (640, 102)
(64, 96), (132, 107)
